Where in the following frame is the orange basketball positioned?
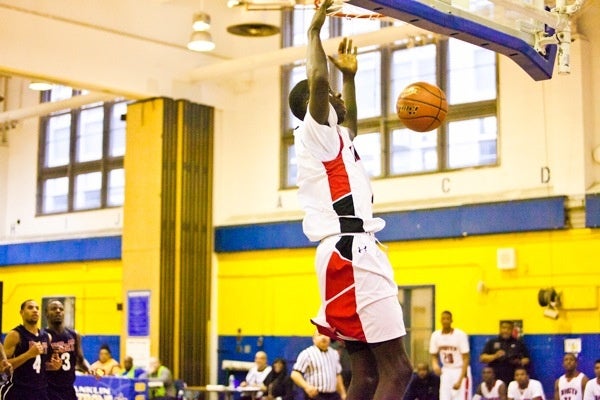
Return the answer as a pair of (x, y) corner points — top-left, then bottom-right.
(396, 82), (448, 132)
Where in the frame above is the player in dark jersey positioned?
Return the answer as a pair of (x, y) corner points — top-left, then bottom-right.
(45, 299), (92, 400)
(0, 299), (61, 400)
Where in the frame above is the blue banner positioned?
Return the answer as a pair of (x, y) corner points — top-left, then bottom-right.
(127, 290), (150, 337)
(74, 375), (148, 400)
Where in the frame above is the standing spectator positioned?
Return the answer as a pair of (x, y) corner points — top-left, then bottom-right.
(290, 332), (347, 400)
(288, 0), (412, 398)
(473, 366), (507, 400)
(240, 351), (272, 399)
(403, 363), (441, 400)
(429, 311), (472, 400)
(554, 353), (588, 400)
(262, 358), (294, 400)
(480, 321), (530, 385)
(507, 367), (545, 400)
(89, 344), (121, 376)
(140, 357), (175, 399)
(45, 299), (92, 400)
(0, 299), (61, 400)
(583, 359), (600, 400)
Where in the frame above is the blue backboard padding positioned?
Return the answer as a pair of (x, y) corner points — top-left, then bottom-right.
(349, 0), (557, 80)
(215, 197), (566, 252)
(585, 193), (600, 228)
(0, 235), (121, 266)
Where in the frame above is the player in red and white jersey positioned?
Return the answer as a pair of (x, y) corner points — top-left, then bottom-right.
(288, 1), (413, 398)
(474, 366), (507, 400)
(429, 311), (472, 400)
(583, 359), (600, 400)
(554, 353), (588, 400)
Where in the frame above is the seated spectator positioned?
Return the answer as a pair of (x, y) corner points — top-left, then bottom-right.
(474, 366), (507, 400)
(261, 358), (294, 400)
(240, 351), (272, 399)
(403, 362), (441, 400)
(121, 356), (145, 379)
(583, 359), (600, 400)
(507, 367), (546, 400)
(554, 353), (588, 400)
(90, 344), (121, 376)
(140, 357), (176, 399)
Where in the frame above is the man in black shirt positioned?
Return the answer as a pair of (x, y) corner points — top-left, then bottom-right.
(404, 363), (440, 400)
(479, 321), (530, 385)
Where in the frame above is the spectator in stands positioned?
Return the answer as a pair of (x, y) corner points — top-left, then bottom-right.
(507, 367), (545, 400)
(403, 363), (440, 400)
(554, 353), (588, 400)
(90, 344), (121, 376)
(140, 356), (176, 399)
(261, 358), (294, 400)
(121, 356), (144, 379)
(583, 359), (600, 400)
(240, 351), (272, 399)
(480, 321), (530, 385)
(473, 366), (507, 400)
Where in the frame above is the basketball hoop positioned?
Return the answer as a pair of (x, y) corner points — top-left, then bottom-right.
(314, 0), (385, 19)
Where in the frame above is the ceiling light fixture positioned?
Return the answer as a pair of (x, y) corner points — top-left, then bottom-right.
(28, 82), (53, 91)
(192, 12), (211, 31)
(187, 31), (216, 52)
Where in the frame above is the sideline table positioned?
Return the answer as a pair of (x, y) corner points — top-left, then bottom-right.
(184, 385), (260, 400)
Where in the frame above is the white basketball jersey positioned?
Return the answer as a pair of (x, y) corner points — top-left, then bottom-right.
(558, 373), (586, 400)
(482, 380), (505, 400)
(295, 104), (385, 242)
(583, 378), (600, 400)
(429, 328), (470, 369)
(507, 379), (546, 400)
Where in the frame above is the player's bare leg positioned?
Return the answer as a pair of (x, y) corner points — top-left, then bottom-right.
(371, 337), (413, 400)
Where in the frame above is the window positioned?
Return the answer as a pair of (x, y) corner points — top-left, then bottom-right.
(37, 86), (127, 214)
(281, 12), (498, 187)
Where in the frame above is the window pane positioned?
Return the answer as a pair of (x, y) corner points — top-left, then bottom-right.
(107, 168), (125, 206)
(356, 51), (381, 119)
(447, 116), (497, 168)
(286, 143), (297, 187)
(353, 132), (381, 177)
(447, 38), (496, 104)
(292, 8), (330, 45)
(43, 177), (69, 213)
(74, 172), (102, 210)
(341, 18), (382, 36)
(391, 45), (437, 114)
(45, 114), (71, 167)
(110, 102), (127, 157)
(77, 106), (104, 162)
(390, 128), (438, 174)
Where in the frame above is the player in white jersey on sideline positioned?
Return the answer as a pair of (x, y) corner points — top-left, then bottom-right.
(583, 359), (600, 400)
(507, 367), (546, 400)
(474, 366), (507, 400)
(554, 353), (588, 400)
(429, 311), (472, 400)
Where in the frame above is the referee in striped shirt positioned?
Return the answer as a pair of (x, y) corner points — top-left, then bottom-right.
(291, 332), (347, 400)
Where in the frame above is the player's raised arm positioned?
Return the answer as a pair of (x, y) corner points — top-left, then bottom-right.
(307, 0), (332, 125)
(329, 37), (358, 139)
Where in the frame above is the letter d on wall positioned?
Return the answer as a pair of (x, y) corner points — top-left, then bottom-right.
(541, 166), (551, 183)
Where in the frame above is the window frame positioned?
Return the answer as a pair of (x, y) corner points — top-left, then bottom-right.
(37, 89), (127, 215)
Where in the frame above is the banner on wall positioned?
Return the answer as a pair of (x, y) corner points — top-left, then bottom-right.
(127, 291), (150, 337)
(74, 375), (148, 400)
